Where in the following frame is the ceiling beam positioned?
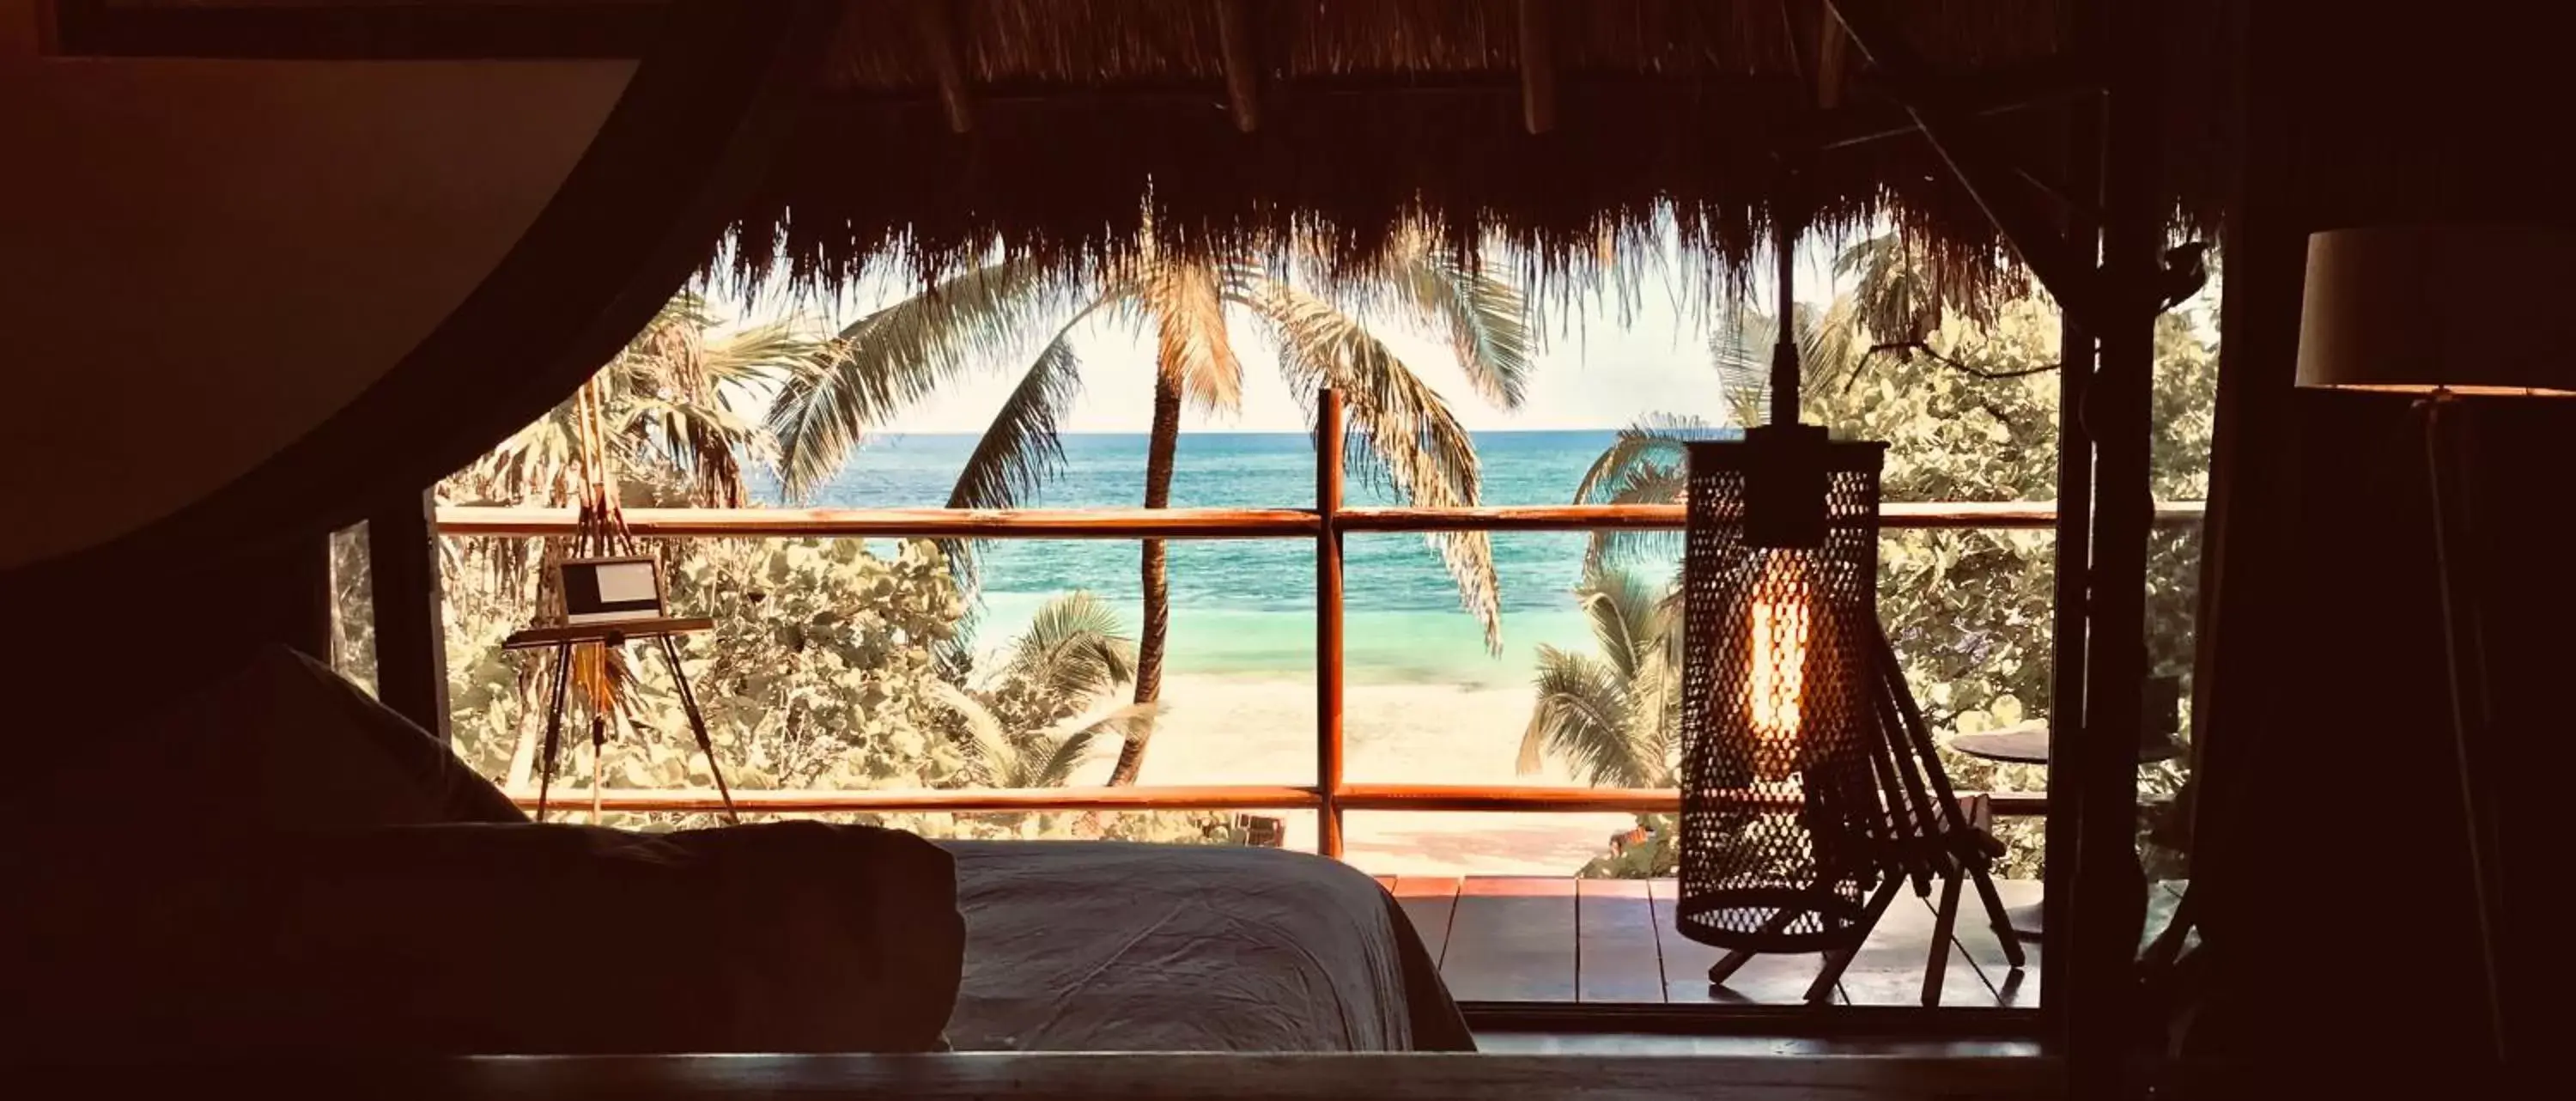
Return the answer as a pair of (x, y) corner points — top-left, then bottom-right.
(1214, 0), (1260, 133)
(1814, 76), (2094, 151)
(1516, 0), (1555, 135)
(913, 0), (973, 134)
(1826, 0), (2113, 333)
(1814, 2), (1850, 109)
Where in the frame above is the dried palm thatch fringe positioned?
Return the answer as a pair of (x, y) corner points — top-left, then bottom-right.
(725, 0), (2233, 301)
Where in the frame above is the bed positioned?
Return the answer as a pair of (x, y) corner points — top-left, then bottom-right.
(939, 842), (1475, 1052)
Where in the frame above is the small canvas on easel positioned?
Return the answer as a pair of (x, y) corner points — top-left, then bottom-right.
(560, 556), (666, 624)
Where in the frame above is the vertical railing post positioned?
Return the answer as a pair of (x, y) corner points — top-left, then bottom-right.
(1316, 388), (1346, 857)
(372, 486), (453, 743)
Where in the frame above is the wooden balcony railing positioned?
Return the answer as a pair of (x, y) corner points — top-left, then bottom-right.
(494, 783), (2050, 818)
(440, 392), (2199, 855)
(434, 500), (2207, 538)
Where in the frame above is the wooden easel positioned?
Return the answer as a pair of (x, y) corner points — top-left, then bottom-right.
(501, 616), (738, 824)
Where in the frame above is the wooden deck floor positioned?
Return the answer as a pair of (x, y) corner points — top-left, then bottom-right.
(1376, 876), (2044, 1007)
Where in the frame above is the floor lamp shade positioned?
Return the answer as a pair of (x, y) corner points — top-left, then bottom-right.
(2296, 224), (2576, 395)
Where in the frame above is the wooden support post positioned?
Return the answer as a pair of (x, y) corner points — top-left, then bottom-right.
(1316, 388), (1346, 857)
(1214, 0), (1260, 134)
(2066, 0), (2161, 1091)
(370, 488), (452, 742)
(914, 0), (973, 134)
(1824, 0), (2113, 335)
(1516, 0), (1555, 135)
(2039, 49), (2102, 1055)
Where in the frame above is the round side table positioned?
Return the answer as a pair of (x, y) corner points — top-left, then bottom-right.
(1949, 719), (2184, 767)
(1947, 720), (2184, 940)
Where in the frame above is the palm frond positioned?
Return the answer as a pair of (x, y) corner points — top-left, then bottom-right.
(1580, 461), (1691, 571)
(935, 307), (1109, 587)
(1003, 591), (1139, 703)
(1575, 567), (1668, 682)
(1240, 282), (1504, 652)
(1518, 648), (1655, 788)
(1133, 259), (1244, 414)
(456, 406), (583, 506)
(621, 393), (762, 507)
(1573, 417), (1706, 570)
(1710, 302), (1777, 418)
(1376, 247), (1534, 410)
(768, 259), (1074, 500)
(946, 333), (1084, 514)
(1796, 293), (1865, 397)
(1634, 588), (1686, 785)
(1711, 293), (1873, 425)
(928, 680), (1018, 788)
(1026, 703), (1157, 788)
(1836, 233), (1936, 344)
(610, 294), (817, 507)
(464, 290), (811, 512)
(1570, 416), (1705, 505)
(700, 319), (823, 384)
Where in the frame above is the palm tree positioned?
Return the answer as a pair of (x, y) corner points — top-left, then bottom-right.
(768, 238), (1533, 784)
(932, 593), (1151, 788)
(443, 291), (823, 789)
(449, 291), (816, 514)
(1516, 566), (1683, 789)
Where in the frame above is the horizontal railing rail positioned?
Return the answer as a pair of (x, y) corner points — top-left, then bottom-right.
(501, 784), (2047, 817)
(436, 506), (1321, 539)
(438, 392), (2196, 856)
(436, 500), (2205, 538)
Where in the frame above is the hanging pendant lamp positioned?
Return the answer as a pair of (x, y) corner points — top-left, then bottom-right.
(1674, 204), (1893, 957)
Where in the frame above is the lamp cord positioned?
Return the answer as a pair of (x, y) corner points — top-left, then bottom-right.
(1768, 180), (1803, 429)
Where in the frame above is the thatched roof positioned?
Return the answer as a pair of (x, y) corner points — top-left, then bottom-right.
(59, 2), (2237, 298)
(732, 0), (2239, 296)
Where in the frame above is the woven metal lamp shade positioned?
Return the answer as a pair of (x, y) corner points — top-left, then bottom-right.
(1674, 436), (1892, 954)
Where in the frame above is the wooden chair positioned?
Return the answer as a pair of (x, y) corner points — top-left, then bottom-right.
(1702, 624), (2025, 1006)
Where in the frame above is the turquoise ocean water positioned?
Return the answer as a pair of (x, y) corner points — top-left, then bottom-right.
(766, 431), (1691, 687)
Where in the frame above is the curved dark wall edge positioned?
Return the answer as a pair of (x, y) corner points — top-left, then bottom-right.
(0, 0), (841, 593)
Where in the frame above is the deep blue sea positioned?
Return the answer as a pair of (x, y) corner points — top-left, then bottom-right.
(756, 431), (1683, 686)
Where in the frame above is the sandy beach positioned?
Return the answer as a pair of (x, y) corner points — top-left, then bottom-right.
(1066, 672), (1637, 877)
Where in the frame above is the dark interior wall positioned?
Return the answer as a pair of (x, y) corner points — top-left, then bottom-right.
(0, 54), (631, 745)
(2199, 397), (2570, 1060)
(2190, 2), (2569, 1067)
(0, 56), (632, 571)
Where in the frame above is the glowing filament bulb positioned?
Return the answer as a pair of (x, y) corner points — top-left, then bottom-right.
(1749, 577), (1812, 750)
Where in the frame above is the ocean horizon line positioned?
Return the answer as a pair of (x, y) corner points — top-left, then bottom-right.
(854, 426), (1737, 440)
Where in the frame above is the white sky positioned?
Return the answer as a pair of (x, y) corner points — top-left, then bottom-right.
(707, 239), (1858, 435)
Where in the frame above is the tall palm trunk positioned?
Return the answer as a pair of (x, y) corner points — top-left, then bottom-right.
(1107, 370), (1185, 786)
